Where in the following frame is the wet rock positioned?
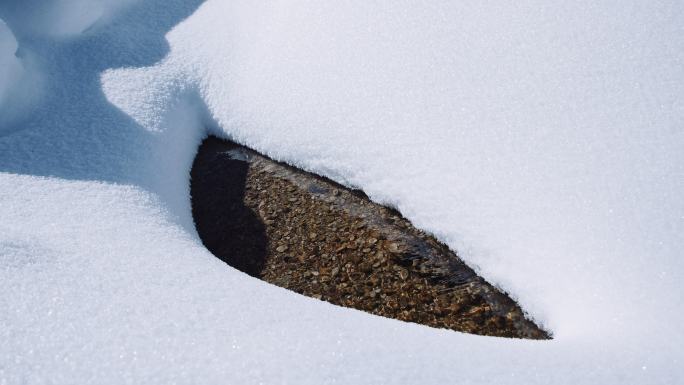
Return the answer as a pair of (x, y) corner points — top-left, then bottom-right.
(191, 136), (550, 339)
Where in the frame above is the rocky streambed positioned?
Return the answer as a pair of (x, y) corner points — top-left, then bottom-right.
(191, 136), (549, 339)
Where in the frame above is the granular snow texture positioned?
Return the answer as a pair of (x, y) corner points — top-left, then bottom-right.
(1, 1), (682, 384)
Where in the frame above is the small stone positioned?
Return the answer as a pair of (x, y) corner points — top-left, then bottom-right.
(387, 243), (400, 253)
(276, 245), (288, 253)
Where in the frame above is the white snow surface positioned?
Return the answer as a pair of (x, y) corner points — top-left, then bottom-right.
(1, 1), (683, 384)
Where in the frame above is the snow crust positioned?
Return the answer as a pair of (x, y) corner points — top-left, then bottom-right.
(1, 1), (683, 384)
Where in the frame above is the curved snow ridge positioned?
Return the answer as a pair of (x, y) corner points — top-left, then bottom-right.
(166, 0), (684, 339)
(0, 0), (139, 39)
(0, 19), (20, 105)
(0, 18), (34, 129)
(1, 0), (683, 384)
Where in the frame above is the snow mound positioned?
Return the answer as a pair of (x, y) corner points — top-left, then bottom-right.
(0, 19), (22, 118)
(1, 1), (683, 384)
(0, 0), (138, 38)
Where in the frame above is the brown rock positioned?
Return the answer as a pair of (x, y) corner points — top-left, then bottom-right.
(387, 243), (400, 253)
(191, 136), (550, 340)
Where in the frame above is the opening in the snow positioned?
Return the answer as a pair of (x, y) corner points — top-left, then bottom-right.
(190, 136), (550, 339)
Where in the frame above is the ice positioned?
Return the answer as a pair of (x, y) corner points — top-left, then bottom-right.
(1, 1), (683, 384)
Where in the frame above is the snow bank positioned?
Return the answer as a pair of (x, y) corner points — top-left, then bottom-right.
(0, 19), (22, 119)
(1, 0), (683, 384)
(0, 0), (138, 38)
(162, 0), (684, 338)
(0, 0), (141, 130)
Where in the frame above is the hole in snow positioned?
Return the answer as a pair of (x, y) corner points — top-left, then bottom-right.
(190, 136), (550, 339)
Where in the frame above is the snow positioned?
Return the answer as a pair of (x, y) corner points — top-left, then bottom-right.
(0, 0), (138, 38)
(1, 1), (683, 384)
(0, 18), (23, 125)
(0, 19), (19, 99)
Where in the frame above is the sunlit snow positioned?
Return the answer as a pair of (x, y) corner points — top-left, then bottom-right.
(1, 1), (682, 384)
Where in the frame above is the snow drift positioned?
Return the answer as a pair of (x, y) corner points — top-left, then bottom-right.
(0, 0), (139, 38)
(0, 18), (24, 126)
(0, 19), (20, 102)
(1, 0), (682, 384)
